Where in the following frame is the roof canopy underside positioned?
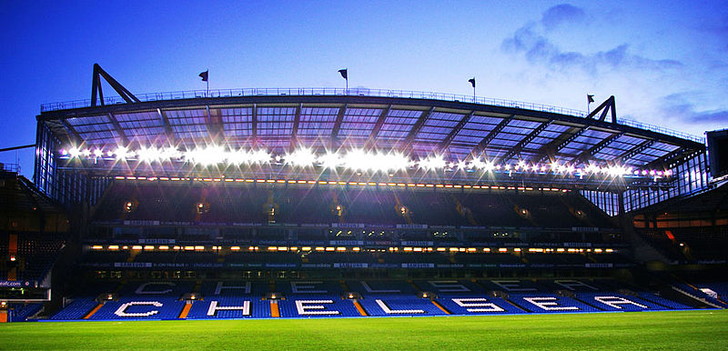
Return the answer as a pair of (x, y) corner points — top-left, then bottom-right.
(39, 95), (704, 170)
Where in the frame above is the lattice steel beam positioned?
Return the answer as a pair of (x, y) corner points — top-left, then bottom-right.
(366, 105), (392, 148)
(330, 104), (348, 148)
(572, 132), (623, 165)
(471, 114), (514, 157)
(438, 111), (474, 152)
(290, 104), (302, 151)
(535, 126), (586, 164)
(404, 107), (436, 145)
(615, 139), (656, 164)
(156, 108), (175, 143)
(251, 104), (258, 143)
(205, 106), (225, 142)
(645, 146), (701, 169)
(59, 119), (83, 146)
(497, 120), (551, 163)
(106, 112), (129, 146)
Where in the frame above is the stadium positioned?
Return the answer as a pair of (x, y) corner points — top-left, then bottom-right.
(1, 65), (727, 349)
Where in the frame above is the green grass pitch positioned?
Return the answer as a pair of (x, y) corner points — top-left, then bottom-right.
(1, 310), (727, 350)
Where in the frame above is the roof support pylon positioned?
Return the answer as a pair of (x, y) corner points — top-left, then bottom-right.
(91, 63), (140, 107)
(586, 95), (617, 123)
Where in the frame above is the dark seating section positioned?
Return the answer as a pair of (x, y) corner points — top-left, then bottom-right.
(92, 182), (614, 228)
(47, 278), (701, 321)
(79, 249), (633, 268)
(0, 233), (65, 281)
(637, 227), (728, 263)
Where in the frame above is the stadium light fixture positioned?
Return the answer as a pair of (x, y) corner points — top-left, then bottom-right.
(418, 155), (446, 170)
(185, 145), (226, 166)
(318, 152), (342, 169)
(285, 148), (317, 167)
(114, 146), (134, 160)
(136, 147), (162, 163)
(59, 144), (675, 180)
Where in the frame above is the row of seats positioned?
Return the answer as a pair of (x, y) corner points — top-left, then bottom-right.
(81, 251), (629, 267)
(43, 278), (697, 321)
(49, 291), (692, 321)
(67, 279), (653, 297)
(94, 182), (614, 228)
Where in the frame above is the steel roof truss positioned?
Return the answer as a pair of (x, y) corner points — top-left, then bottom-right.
(498, 120), (552, 163)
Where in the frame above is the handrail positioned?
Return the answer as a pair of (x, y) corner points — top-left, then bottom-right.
(41, 87), (586, 116)
(40, 87), (703, 142)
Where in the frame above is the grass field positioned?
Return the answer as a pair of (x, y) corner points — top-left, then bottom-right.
(1, 310), (727, 350)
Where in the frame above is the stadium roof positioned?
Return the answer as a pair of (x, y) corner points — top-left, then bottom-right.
(38, 88), (704, 172)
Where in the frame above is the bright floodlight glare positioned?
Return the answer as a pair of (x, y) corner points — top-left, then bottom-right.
(470, 158), (486, 170)
(159, 147), (181, 161)
(136, 147), (162, 163)
(250, 149), (271, 164)
(418, 155), (446, 170)
(226, 149), (249, 165)
(285, 148), (317, 167)
(185, 145), (226, 165)
(113, 146), (133, 160)
(341, 149), (408, 172)
(67, 147), (80, 157)
(319, 152), (342, 169)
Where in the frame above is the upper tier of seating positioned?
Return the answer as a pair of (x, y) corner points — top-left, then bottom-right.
(92, 182), (614, 228)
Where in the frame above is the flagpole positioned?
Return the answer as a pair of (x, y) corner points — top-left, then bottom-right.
(206, 69), (209, 97)
(587, 94), (594, 115)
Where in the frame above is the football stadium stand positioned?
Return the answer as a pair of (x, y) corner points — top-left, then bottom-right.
(1, 67), (726, 322)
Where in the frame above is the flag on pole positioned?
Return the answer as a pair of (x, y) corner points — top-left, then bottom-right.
(468, 78), (476, 88)
(587, 94), (595, 104)
(338, 69), (348, 80)
(199, 70), (209, 82)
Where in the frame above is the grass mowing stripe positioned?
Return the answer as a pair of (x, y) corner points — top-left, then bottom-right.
(1, 310), (726, 351)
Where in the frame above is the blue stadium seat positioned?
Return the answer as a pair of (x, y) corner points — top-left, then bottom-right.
(186, 297), (270, 319)
(576, 293), (668, 311)
(413, 280), (486, 295)
(358, 297), (447, 316)
(508, 294), (602, 313)
(89, 297), (185, 320)
(437, 296), (525, 314)
(346, 280), (418, 296)
(277, 299), (361, 317)
(50, 298), (98, 320)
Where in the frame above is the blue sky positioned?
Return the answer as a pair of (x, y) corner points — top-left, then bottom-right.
(1, 1), (727, 178)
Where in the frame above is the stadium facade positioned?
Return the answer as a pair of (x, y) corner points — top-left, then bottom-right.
(1, 66), (725, 322)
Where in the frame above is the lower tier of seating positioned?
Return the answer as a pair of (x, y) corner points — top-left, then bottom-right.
(41, 279), (709, 321)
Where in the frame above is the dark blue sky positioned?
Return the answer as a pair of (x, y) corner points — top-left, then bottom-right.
(2, 1), (727, 178)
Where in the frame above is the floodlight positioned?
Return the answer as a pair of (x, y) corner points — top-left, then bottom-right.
(159, 147), (181, 161)
(185, 145), (226, 165)
(318, 152), (342, 169)
(113, 146), (134, 160)
(250, 149), (271, 164)
(285, 148), (317, 167)
(136, 147), (162, 163)
(418, 155), (446, 170)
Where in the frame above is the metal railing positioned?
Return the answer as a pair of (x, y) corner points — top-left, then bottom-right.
(620, 118), (704, 143)
(40, 87), (703, 142)
(41, 87), (587, 116)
